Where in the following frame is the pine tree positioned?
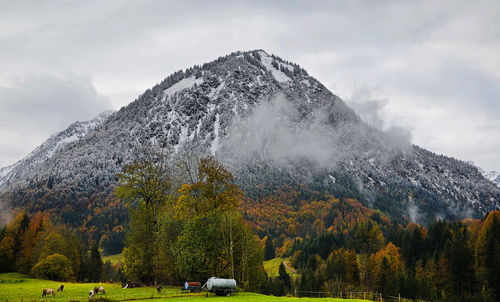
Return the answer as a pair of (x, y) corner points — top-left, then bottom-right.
(264, 237), (275, 261)
(278, 262), (291, 290)
(87, 242), (103, 282)
(376, 257), (391, 295)
(445, 227), (474, 299)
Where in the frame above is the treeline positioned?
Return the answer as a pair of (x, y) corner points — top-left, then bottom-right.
(264, 209), (500, 302)
(3, 187), (128, 256)
(243, 194), (389, 255)
(116, 155), (264, 290)
(0, 211), (122, 282)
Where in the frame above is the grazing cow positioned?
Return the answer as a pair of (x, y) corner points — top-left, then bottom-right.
(42, 288), (56, 297)
(57, 284), (64, 292)
(89, 289), (95, 299)
(94, 286), (105, 294)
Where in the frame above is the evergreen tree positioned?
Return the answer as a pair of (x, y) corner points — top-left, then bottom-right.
(376, 257), (391, 295)
(87, 242), (103, 282)
(278, 262), (291, 290)
(264, 237), (276, 261)
(298, 268), (315, 293)
(445, 226), (475, 299)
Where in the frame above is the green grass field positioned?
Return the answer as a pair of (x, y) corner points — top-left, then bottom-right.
(0, 273), (368, 302)
(102, 253), (123, 264)
(263, 257), (297, 277)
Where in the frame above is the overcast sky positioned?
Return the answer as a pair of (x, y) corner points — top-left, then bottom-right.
(0, 0), (499, 171)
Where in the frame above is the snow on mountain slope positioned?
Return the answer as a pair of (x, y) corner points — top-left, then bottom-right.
(467, 161), (500, 188)
(0, 50), (498, 225)
(486, 172), (500, 186)
(0, 165), (14, 180)
(258, 50), (291, 83)
(164, 76), (204, 98)
(481, 170), (500, 187)
(0, 110), (114, 189)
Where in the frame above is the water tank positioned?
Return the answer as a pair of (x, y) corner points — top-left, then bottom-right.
(206, 277), (237, 291)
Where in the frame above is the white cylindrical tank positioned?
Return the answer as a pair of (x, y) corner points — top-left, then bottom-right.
(206, 277), (237, 291)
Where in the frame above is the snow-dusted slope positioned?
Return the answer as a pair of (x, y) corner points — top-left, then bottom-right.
(482, 170), (500, 187)
(1, 50), (498, 224)
(0, 110), (113, 189)
(467, 162), (500, 188)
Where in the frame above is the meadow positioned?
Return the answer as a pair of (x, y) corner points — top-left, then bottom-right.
(263, 257), (292, 277)
(0, 273), (369, 302)
(102, 253), (123, 265)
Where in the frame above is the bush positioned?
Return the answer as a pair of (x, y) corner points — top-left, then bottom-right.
(32, 253), (73, 281)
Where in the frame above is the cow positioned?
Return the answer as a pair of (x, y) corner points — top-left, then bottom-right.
(42, 288), (56, 297)
(156, 285), (162, 293)
(57, 284), (64, 292)
(94, 286), (105, 294)
(88, 289), (95, 299)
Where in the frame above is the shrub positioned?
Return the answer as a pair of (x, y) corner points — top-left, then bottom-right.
(32, 253), (73, 281)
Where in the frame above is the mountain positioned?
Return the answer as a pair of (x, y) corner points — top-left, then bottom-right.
(0, 110), (113, 189)
(0, 50), (498, 230)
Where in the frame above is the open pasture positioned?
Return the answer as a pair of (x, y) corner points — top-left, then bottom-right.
(0, 273), (186, 301)
(0, 273), (368, 302)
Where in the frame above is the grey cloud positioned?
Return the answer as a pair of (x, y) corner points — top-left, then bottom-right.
(346, 86), (413, 149)
(220, 94), (411, 171)
(0, 74), (111, 166)
(408, 198), (422, 224)
(346, 86), (388, 130)
(221, 95), (340, 168)
(388, 60), (500, 118)
(0, 200), (13, 227)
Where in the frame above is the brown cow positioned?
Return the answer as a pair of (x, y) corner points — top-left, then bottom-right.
(42, 288), (56, 297)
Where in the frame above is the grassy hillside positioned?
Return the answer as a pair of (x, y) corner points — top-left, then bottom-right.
(0, 273), (369, 302)
(102, 252), (123, 264)
(263, 257), (296, 277)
